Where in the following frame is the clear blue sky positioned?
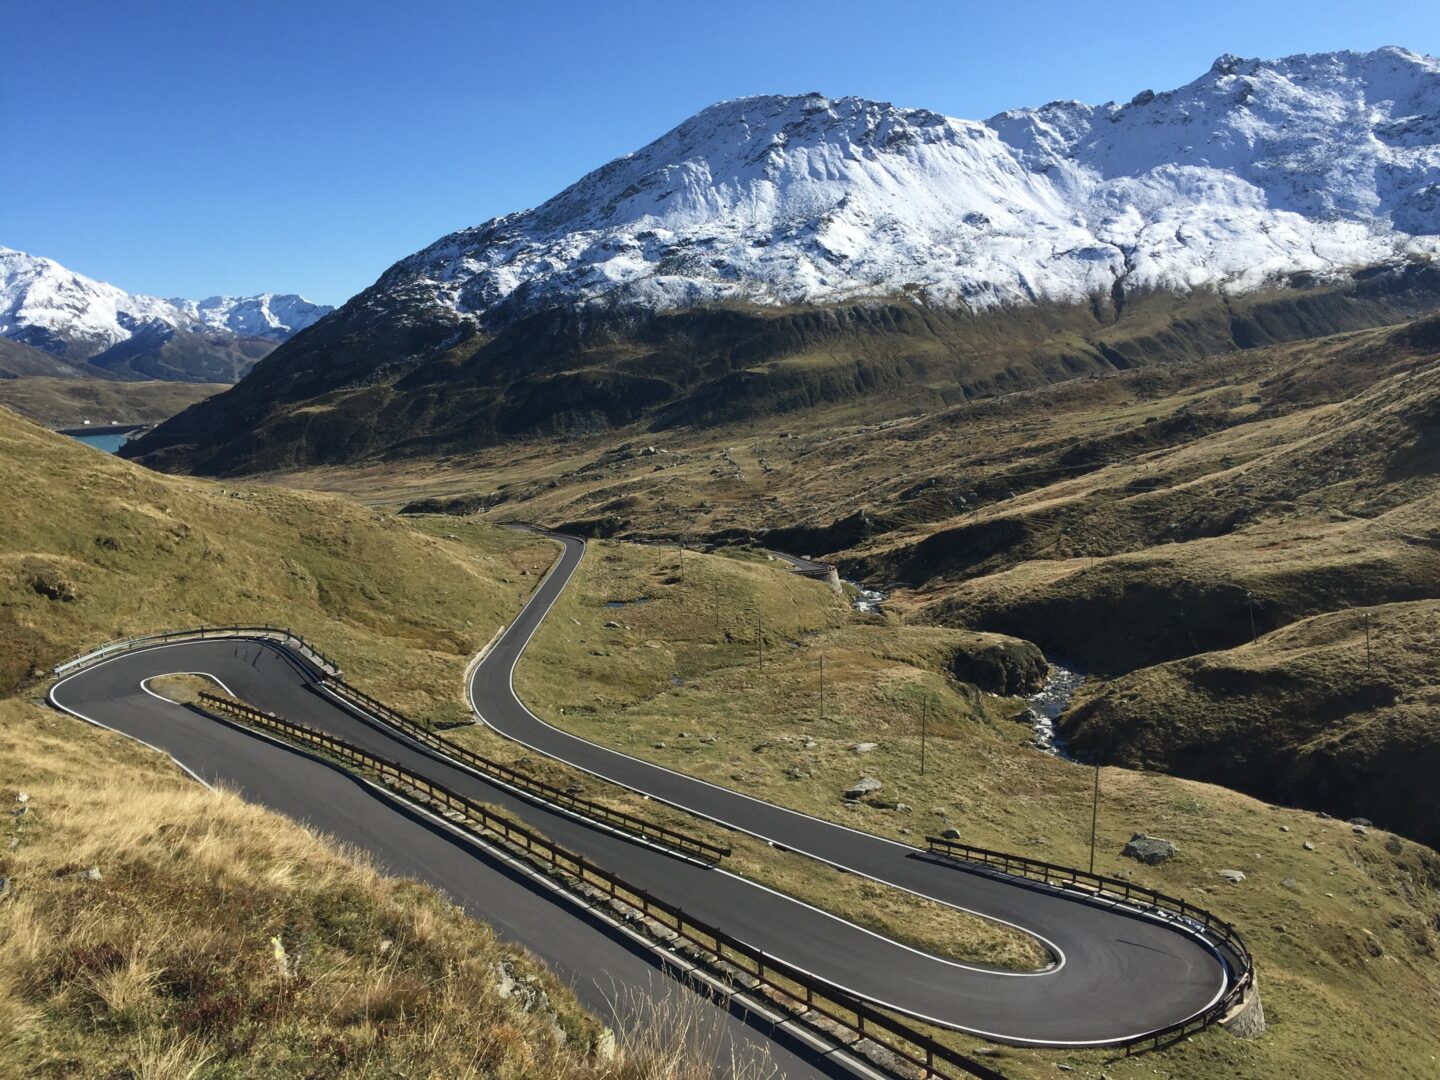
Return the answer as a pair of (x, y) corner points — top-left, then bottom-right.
(3, 0), (1436, 306)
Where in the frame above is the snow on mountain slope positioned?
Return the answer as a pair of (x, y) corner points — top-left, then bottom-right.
(0, 247), (332, 361)
(385, 46), (1439, 325)
(172, 293), (333, 340)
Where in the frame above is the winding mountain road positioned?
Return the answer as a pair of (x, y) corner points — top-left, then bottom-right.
(49, 530), (1238, 1075)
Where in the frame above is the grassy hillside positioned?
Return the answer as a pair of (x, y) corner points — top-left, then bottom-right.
(889, 335), (1440, 669)
(123, 265), (1440, 476)
(0, 339), (106, 380)
(0, 377), (222, 429)
(1063, 601), (1440, 847)
(0, 406), (554, 714)
(505, 535), (1440, 1080)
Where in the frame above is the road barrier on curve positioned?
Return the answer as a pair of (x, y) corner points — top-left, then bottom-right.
(195, 691), (1006, 1080)
(50, 625), (726, 863)
(57, 625), (1245, 1061)
(53, 625), (340, 679)
(924, 835), (1254, 1052)
(321, 677), (731, 864)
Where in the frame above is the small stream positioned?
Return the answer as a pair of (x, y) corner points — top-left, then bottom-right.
(848, 582), (888, 613)
(837, 574), (1082, 757)
(1022, 658), (1086, 758)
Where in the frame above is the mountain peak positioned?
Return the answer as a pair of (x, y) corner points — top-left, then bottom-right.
(377, 46), (1439, 327)
(0, 245), (334, 370)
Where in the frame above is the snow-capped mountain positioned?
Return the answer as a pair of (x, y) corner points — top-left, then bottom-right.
(171, 293), (334, 341)
(0, 246), (332, 364)
(125, 46), (1440, 474)
(387, 46), (1439, 324)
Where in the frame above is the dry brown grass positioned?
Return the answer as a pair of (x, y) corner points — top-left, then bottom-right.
(0, 697), (764, 1079)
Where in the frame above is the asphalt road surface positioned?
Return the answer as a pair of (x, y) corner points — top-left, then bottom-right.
(50, 530), (1236, 1070)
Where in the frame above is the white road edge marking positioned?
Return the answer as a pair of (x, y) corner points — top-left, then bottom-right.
(105, 670), (893, 1080)
(50, 581), (1231, 1047)
(469, 530), (1232, 1046)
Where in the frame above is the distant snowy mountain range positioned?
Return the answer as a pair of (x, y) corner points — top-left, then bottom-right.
(385, 46), (1438, 323)
(0, 246), (331, 380)
(121, 46), (1440, 473)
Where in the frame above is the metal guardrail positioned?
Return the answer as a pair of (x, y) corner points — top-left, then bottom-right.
(51, 624), (723, 863)
(53, 625), (341, 679)
(196, 692), (1005, 1080)
(925, 835), (1254, 1051)
(321, 677), (731, 864)
(58, 624), (1243, 1061)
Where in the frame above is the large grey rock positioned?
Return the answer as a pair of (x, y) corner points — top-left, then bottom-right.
(1219, 869), (1247, 884)
(949, 638), (1048, 696)
(843, 776), (883, 799)
(1122, 833), (1177, 865)
(849, 742), (878, 754)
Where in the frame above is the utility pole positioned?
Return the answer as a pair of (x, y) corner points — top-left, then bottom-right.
(1089, 763), (1101, 876)
(1246, 591), (1257, 643)
(920, 696), (929, 776)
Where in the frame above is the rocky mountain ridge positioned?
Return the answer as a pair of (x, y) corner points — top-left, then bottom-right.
(386, 47), (1438, 325)
(0, 246), (332, 381)
(125, 46), (1440, 470)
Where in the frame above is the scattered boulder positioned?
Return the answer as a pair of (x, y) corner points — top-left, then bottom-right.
(1219, 869), (1247, 884)
(30, 569), (78, 602)
(844, 776), (883, 800)
(1122, 833), (1177, 865)
(868, 799), (912, 813)
(1348, 817), (1373, 828)
(604, 620), (622, 629)
(785, 765), (810, 780)
(849, 742), (878, 754)
(1303, 841), (1316, 851)
(941, 827), (962, 840)
(594, 1027), (617, 1062)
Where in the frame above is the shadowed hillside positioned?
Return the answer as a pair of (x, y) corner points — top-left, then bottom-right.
(123, 265), (1440, 476)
